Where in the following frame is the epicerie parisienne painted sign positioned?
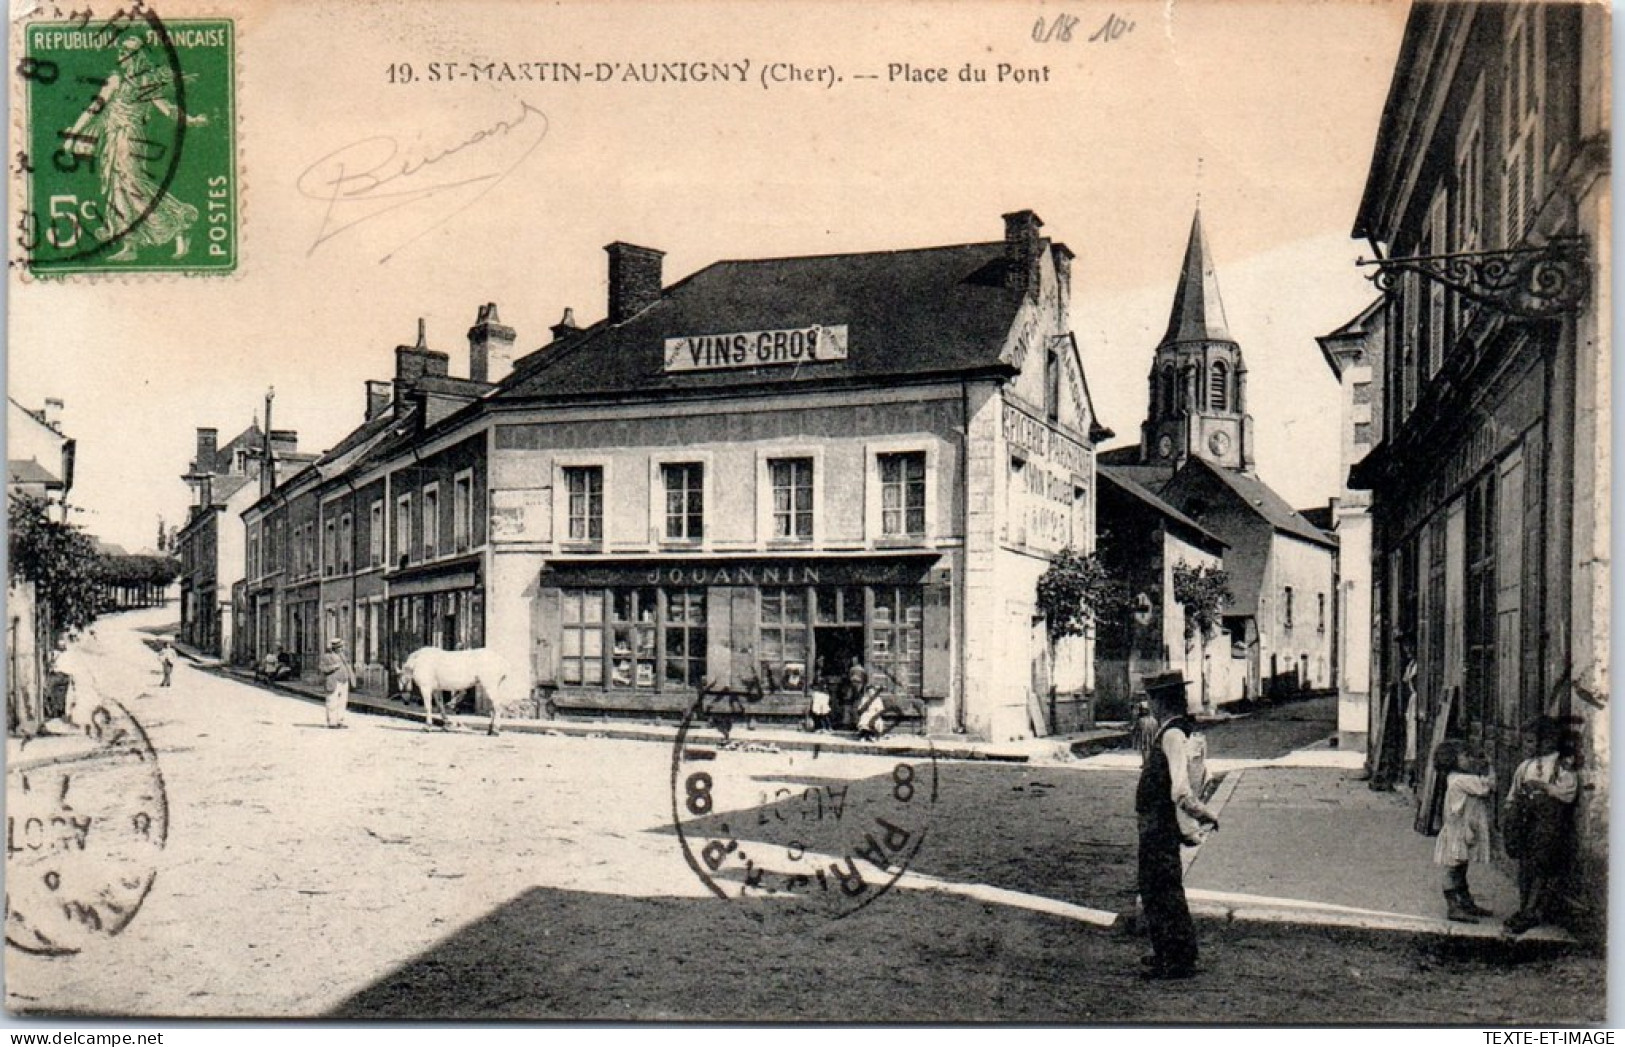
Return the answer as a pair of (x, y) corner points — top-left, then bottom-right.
(663, 325), (849, 373)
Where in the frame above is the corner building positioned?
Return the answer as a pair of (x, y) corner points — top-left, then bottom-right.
(484, 212), (1107, 741)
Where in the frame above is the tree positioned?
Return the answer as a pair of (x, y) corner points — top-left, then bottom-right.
(8, 493), (103, 646)
(1172, 561), (1232, 713)
(1037, 547), (1128, 642)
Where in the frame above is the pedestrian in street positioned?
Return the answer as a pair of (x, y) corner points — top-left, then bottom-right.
(1432, 740), (1495, 923)
(842, 658), (869, 731)
(320, 637), (356, 729)
(1502, 718), (1578, 935)
(159, 642), (175, 687)
(1135, 671), (1219, 980)
(1131, 698), (1159, 766)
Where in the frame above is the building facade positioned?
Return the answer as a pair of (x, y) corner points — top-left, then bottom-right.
(485, 213), (1105, 741)
(1094, 466), (1227, 717)
(1350, 0), (1608, 934)
(1317, 299), (1386, 752)
(176, 423), (311, 658)
(239, 212), (1108, 741)
(1098, 209), (1338, 707)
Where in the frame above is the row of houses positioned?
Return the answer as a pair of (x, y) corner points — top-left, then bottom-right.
(1339, 0), (1608, 935)
(181, 213), (1107, 741)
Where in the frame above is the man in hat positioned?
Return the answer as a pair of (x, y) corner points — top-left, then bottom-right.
(1135, 670), (1218, 979)
(319, 637), (356, 729)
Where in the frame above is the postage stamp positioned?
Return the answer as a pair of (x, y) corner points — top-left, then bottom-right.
(5, 700), (170, 955)
(670, 690), (938, 921)
(17, 8), (235, 275)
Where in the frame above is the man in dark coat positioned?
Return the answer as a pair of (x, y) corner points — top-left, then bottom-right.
(1136, 671), (1219, 979)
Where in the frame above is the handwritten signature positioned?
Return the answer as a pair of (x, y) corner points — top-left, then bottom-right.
(297, 98), (549, 263)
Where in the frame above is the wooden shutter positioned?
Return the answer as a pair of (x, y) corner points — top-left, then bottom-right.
(921, 569), (953, 699)
(729, 587), (758, 690)
(533, 586), (562, 684)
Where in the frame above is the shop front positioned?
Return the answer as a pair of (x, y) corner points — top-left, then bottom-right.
(385, 557), (486, 670)
(533, 555), (951, 728)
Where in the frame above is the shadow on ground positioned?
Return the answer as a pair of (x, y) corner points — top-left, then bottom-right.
(326, 882), (1604, 1023)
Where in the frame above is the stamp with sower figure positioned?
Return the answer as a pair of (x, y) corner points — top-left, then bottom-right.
(17, 4), (235, 275)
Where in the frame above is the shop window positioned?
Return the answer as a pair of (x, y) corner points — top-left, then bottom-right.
(422, 484), (440, 559)
(663, 588), (708, 688)
(870, 586), (924, 697)
(559, 587), (703, 690)
(770, 458), (814, 540)
(879, 452), (927, 538)
(611, 588), (659, 688)
(662, 462), (705, 541)
(453, 471), (474, 551)
(564, 466), (603, 543)
(759, 586), (810, 691)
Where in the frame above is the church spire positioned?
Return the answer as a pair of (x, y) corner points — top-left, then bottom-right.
(1160, 209), (1231, 345)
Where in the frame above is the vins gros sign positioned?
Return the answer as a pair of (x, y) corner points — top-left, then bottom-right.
(664, 325), (849, 373)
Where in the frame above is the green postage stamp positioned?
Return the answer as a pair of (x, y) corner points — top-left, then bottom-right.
(19, 12), (235, 275)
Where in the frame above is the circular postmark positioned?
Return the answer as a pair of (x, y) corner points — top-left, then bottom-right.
(15, 4), (195, 269)
(670, 689), (937, 920)
(6, 699), (169, 955)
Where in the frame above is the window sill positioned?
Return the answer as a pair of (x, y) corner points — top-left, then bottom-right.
(559, 543), (605, 555)
(874, 535), (928, 549)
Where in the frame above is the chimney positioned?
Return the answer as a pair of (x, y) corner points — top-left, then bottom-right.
(365, 380), (394, 420)
(195, 427), (219, 473)
(395, 318), (451, 392)
(467, 302), (516, 384)
(551, 307), (581, 342)
(1002, 210), (1044, 296)
(42, 398), (63, 430)
(605, 242), (665, 323)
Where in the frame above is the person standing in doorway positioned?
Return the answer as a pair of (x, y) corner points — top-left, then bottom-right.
(1503, 718), (1578, 935)
(1135, 671), (1219, 979)
(320, 637), (356, 729)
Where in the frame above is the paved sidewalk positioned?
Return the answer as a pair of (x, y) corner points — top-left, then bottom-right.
(1185, 748), (1572, 944)
(183, 647), (1127, 765)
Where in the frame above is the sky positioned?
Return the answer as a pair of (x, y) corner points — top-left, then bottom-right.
(6, 0), (1410, 550)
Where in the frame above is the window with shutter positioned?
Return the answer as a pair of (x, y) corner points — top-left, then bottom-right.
(1502, 5), (1544, 244)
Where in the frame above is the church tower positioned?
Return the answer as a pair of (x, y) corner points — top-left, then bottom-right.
(1140, 211), (1254, 472)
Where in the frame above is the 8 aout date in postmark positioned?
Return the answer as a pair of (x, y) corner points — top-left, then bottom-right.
(15, 3), (236, 275)
(6, 700), (170, 955)
(670, 691), (938, 920)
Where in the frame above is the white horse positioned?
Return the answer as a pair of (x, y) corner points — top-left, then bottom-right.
(397, 646), (509, 736)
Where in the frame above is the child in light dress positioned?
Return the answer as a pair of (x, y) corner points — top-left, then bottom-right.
(1434, 742), (1495, 923)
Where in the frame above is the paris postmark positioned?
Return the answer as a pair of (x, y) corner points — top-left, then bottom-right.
(16, 4), (236, 276)
(669, 690), (938, 920)
(6, 700), (170, 955)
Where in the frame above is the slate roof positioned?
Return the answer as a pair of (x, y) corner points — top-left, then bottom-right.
(1099, 466), (1226, 550)
(7, 458), (61, 487)
(1100, 461), (1177, 496)
(1161, 210), (1233, 346)
(1187, 458), (1337, 549)
(497, 242), (1027, 402)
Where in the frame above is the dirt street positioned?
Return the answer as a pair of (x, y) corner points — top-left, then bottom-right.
(4, 609), (1602, 1023)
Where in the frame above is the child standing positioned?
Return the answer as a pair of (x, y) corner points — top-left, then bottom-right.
(1434, 742), (1495, 922)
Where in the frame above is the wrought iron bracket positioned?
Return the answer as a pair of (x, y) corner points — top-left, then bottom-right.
(1356, 237), (1589, 321)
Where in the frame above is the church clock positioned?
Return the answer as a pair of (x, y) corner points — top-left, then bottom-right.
(1208, 430), (1232, 457)
(1157, 435), (1174, 459)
